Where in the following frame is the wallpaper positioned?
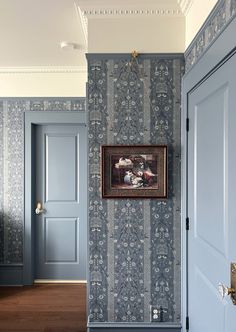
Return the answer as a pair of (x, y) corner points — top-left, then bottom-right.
(185, 0), (236, 71)
(0, 99), (86, 264)
(88, 55), (184, 323)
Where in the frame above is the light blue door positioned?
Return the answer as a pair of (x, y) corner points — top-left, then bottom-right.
(188, 53), (236, 331)
(35, 125), (87, 280)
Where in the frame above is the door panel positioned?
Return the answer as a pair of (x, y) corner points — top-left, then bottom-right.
(35, 125), (86, 280)
(46, 134), (78, 202)
(194, 85), (226, 256)
(45, 218), (78, 263)
(188, 54), (236, 331)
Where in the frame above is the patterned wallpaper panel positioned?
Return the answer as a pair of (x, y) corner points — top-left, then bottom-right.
(185, 0), (236, 71)
(0, 98), (86, 264)
(88, 55), (184, 323)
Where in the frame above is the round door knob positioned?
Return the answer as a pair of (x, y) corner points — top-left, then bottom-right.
(35, 202), (45, 215)
(218, 283), (235, 299)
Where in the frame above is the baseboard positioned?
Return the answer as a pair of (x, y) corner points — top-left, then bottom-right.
(34, 279), (87, 284)
(87, 322), (181, 332)
(0, 264), (23, 285)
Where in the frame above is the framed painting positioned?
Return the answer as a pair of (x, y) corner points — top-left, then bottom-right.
(101, 145), (167, 198)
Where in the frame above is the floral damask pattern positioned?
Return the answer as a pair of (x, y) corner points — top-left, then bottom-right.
(30, 99), (86, 112)
(88, 55), (184, 323)
(150, 59), (184, 321)
(150, 60), (175, 321)
(0, 98), (86, 264)
(88, 61), (109, 322)
(150, 60), (174, 144)
(4, 101), (26, 263)
(231, 0), (236, 15)
(113, 200), (146, 322)
(185, 0), (236, 71)
(112, 60), (145, 144)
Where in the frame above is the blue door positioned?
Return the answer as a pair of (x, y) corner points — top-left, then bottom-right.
(34, 125), (87, 281)
(187, 53), (236, 331)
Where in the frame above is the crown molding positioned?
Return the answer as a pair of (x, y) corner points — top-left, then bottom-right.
(74, 1), (88, 48)
(76, 0), (195, 18)
(0, 66), (87, 74)
(79, 8), (183, 17)
(177, 0), (194, 15)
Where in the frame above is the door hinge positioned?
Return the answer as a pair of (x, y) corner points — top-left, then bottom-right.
(186, 217), (189, 231)
(186, 118), (189, 132)
(186, 316), (189, 330)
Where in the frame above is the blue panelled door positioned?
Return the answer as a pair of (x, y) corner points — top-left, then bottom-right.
(188, 53), (236, 331)
(35, 125), (87, 280)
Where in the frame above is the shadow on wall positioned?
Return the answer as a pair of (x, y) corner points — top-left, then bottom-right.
(0, 211), (23, 264)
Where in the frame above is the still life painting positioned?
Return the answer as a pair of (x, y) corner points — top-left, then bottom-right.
(102, 145), (167, 198)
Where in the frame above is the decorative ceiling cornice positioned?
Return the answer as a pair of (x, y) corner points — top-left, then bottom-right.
(74, 2), (88, 48)
(76, 0), (197, 18)
(76, 0), (187, 18)
(80, 8), (183, 17)
(177, 0), (194, 15)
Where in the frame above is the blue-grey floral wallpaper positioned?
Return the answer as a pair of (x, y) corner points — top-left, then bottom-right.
(185, 0), (236, 71)
(0, 99), (86, 264)
(87, 55), (184, 323)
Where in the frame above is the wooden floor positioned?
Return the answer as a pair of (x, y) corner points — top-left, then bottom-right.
(0, 284), (87, 332)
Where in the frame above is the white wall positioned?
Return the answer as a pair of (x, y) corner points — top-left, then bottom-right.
(185, 0), (218, 48)
(0, 69), (87, 97)
(88, 16), (185, 53)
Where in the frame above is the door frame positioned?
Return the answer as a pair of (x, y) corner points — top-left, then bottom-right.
(23, 111), (87, 285)
(182, 16), (236, 332)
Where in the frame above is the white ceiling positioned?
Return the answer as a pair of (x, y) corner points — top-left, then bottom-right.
(0, 0), (193, 68)
(0, 0), (87, 67)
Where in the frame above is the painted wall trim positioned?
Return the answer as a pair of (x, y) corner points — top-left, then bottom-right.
(0, 265), (23, 285)
(88, 323), (181, 332)
(177, 0), (194, 15)
(185, 0), (236, 71)
(88, 323), (181, 328)
(86, 53), (184, 60)
(0, 66), (87, 74)
(88, 328), (181, 332)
